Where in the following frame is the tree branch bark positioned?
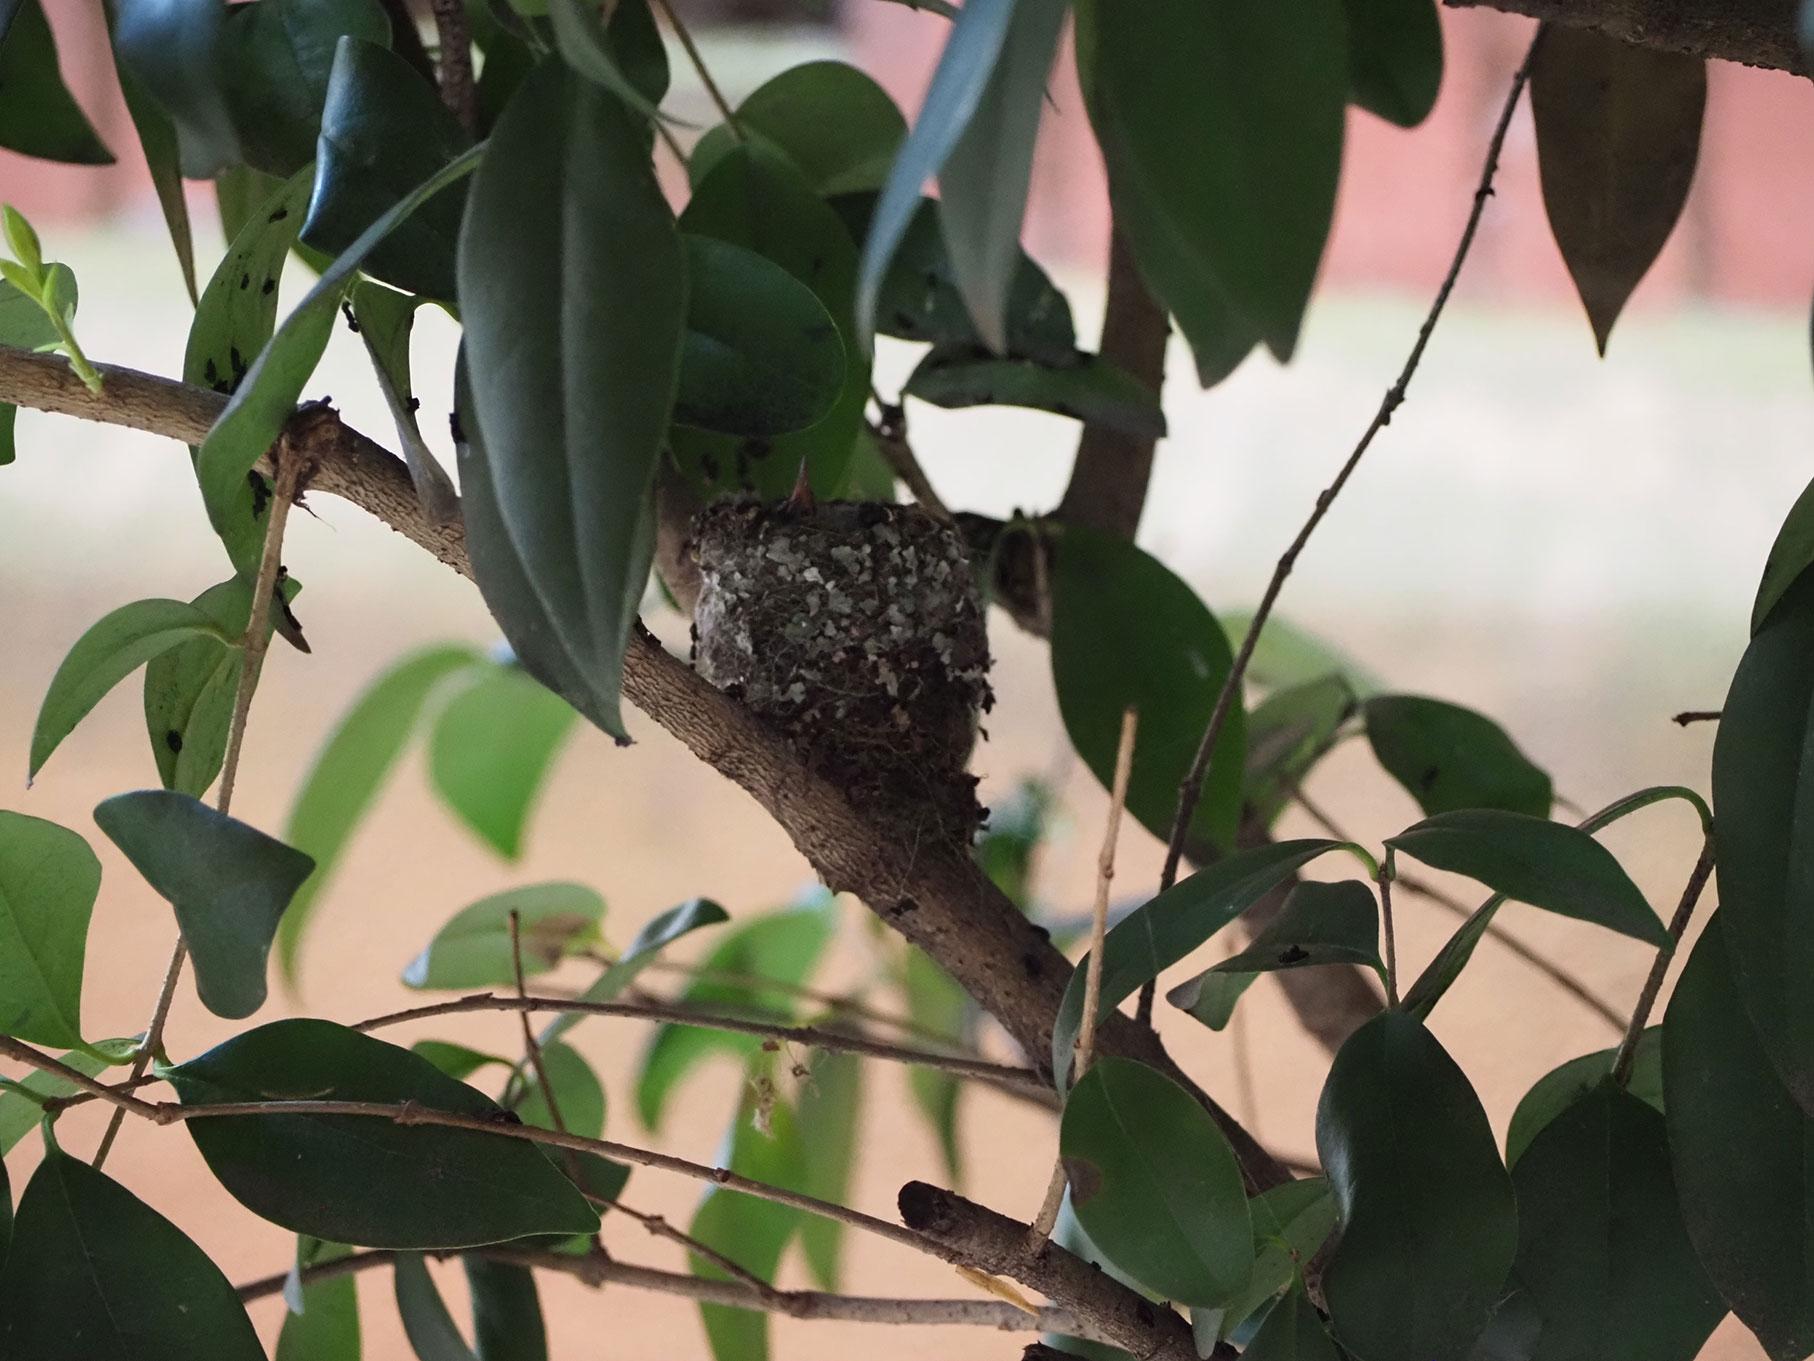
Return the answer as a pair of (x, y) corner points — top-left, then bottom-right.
(1451, 0), (1801, 73)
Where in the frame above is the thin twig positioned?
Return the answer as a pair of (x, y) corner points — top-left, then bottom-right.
(1378, 854), (1401, 1007)
(0, 1036), (163, 1121)
(1611, 833), (1716, 1085)
(1149, 38), (1541, 947)
(1030, 707), (1137, 1242)
(428, 0), (477, 135)
(870, 402), (952, 521)
(507, 909), (587, 1193)
(631, 960), (954, 1045)
(612, 1200), (780, 1300)
(655, 0), (740, 133)
(1672, 710), (1721, 726)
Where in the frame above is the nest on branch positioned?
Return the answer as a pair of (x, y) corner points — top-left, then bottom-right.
(690, 498), (993, 844)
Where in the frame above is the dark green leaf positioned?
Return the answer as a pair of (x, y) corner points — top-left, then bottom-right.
(464, 1257), (546, 1361)
(30, 597), (229, 781)
(1343, 0), (1444, 128)
(638, 903), (835, 1129)
(1510, 1082), (1723, 1361)
(1210, 879), (1383, 980)
(1363, 695), (1553, 818)
(540, 897), (731, 1048)
(1076, 0), (1345, 361)
(0, 1149), (264, 1359)
(1060, 1057), (1251, 1307)
(349, 280), (458, 521)
(412, 1041), (510, 1084)
(0, 403), (12, 465)
(0, 1043), (126, 1153)
(1665, 914), (1814, 1361)
(303, 38), (473, 300)
(0, 809), (99, 1049)
(692, 61), (905, 196)
(1388, 809), (1664, 946)
(903, 944), (968, 1180)
(458, 61), (684, 739)
(1050, 526), (1246, 858)
(403, 883), (604, 991)
(95, 790), (314, 1019)
(904, 345), (1165, 437)
(797, 1048), (863, 1289)
(0, 1151), (10, 1266)
(1755, 472), (1814, 634)
(515, 1039), (605, 1139)
(1504, 1029), (1662, 1169)
(103, 0), (196, 302)
(276, 1238), (362, 1361)
(548, 0), (666, 119)
(676, 234), (846, 438)
(0, 0), (114, 165)
(1531, 26), (1705, 355)
(166, 1018), (600, 1247)
(429, 664), (577, 860)
(1244, 674), (1357, 826)
(279, 645), (483, 985)
(1053, 839), (1349, 1087)
(113, 0), (239, 177)
(1242, 1285), (1341, 1361)
(395, 1254), (478, 1361)
(1212, 1179), (1339, 1344)
(1164, 967), (1258, 1032)
(1320, 1012), (1515, 1361)
(936, 0), (1067, 350)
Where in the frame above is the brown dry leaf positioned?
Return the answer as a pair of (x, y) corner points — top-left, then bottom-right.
(1530, 24), (1706, 355)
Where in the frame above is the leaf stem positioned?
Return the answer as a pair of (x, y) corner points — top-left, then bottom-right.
(1378, 850), (1400, 1007)
(1610, 832), (1716, 1086)
(655, 0), (741, 134)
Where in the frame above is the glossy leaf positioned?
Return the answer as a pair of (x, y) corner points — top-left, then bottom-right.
(547, 0), (666, 119)
(465, 1257), (547, 1361)
(1165, 967), (1258, 1032)
(515, 1039), (606, 1139)
(429, 664), (577, 860)
(394, 1254), (478, 1361)
(403, 883), (605, 991)
(166, 1018), (599, 1247)
(1212, 1179), (1339, 1343)
(692, 61), (905, 196)
(1061, 1057), (1251, 1307)
(1210, 879), (1383, 981)
(103, 0), (196, 302)
(0, 1149), (264, 1359)
(458, 61), (684, 739)
(540, 897), (731, 1048)
(797, 1048), (863, 1289)
(1077, 0), (1345, 362)
(276, 1238), (361, 1361)
(856, 0), (1016, 349)
(114, 0), (236, 176)
(1242, 1285), (1341, 1361)
(0, 1044), (123, 1153)
(1343, 0), (1444, 128)
(1244, 674), (1357, 826)
(1318, 1010), (1516, 1361)
(1505, 1029), (1662, 1169)
(638, 903), (835, 1129)
(0, 809), (99, 1049)
(1510, 1082), (1723, 1361)
(349, 280), (458, 523)
(1050, 526), (1246, 857)
(675, 234), (846, 438)
(1363, 694), (1552, 818)
(30, 597), (229, 781)
(303, 38), (473, 301)
(279, 645), (482, 983)
(1755, 471), (1814, 634)
(937, 0), (1067, 350)
(0, 0), (114, 165)
(1387, 809), (1664, 946)
(1052, 839), (1349, 1087)
(904, 345), (1165, 437)
(1531, 26), (1705, 355)
(1666, 914), (1814, 1361)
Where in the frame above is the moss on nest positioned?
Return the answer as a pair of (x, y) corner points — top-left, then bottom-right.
(691, 498), (993, 843)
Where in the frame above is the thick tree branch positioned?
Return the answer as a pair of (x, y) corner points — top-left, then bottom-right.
(1451, 0), (1801, 73)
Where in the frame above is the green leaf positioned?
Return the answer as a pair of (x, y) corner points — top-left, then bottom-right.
(1505, 1029), (1662, 1169)
(113, 0), (239, 177)
(429, 664), (577, 860)
(0, 1044), (123, 1154)
(277, 1238), (362, 1361)
(1244, 674), (1357, 827)
(903, 345), (1165, 437)
(856, 0), (1016, 350)
(1060, 1057), (1252, 1307)
(1342, 0), (1444, 128)
(279, 644), (483, 984)
(1052, 839), (1350, 1088)
(1211, 1179), (1339, 1343)
(1076, 0), (1345, 362)
(1363, 694), (1553, 818)
(692, 61), (905, 196)
(94, 790), (314, 1019)
(458, 62), (684, 740)
(0, 1149), (264, 1359)
(464, 1257), (547, 1361)
(1317, 1011), (1516, 1361)
(0, 1150), (10, 1265)
(166, 1018), (600, 1247)
(0, 402), (12, 465)
(349, 280), (458, 522)
(540, 897), (731, 1048)
(197, 143), (483, 567)
(411, 1041), (510, 1084)
(0, 268), (65, 348)
(515, 1039), (605, 1139)
(1530, 26), (1706, 355)
(403, 883), (605, 991)
(1241, 1285), (1341, 1361)
(216, 0), (391, 177)
(1209, 879), (1383, 981)
(902, 945), (968, 1180)
(302, 38), (473, 301)
(1665, 913), (1814, 1361)
(1164, 967), (1258, 1033)
(394, 1254), (478, 1361)
(676, 234), (846, 438)
(103, 0), (197, 302)
(797, 1048), (863, 1289)
(1221, 611), (1383, 696)
(1387, 809), (1665, 946)
(548, 0), (666, 119)
(0, 809), (99, 1049)
(638, 903), (835, 1129)
(0, 0), (114, 165)
(29, 597), (230, 782)
(1510, 1082), (1724, 1361)
(1050, 526), (1246, 857)
(1755, 472), (1814, 633)
(936, 0), (1067, 350)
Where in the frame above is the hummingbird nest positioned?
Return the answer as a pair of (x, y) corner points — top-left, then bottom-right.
(690, 498), (992, 843)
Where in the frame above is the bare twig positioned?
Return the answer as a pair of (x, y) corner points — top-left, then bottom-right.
(1672, 709), (1722, 726)
(869, 402), (952, 521)
(0, 1036), (164, 1121)
(631, 959), (954, 1044)
(1378, 854), (1401, 1007)
(428, 0), (477, 135)
(655, 0), (740, 132)
(1611, 833), (1716, 1085)
(612, 1200), (780, 1299)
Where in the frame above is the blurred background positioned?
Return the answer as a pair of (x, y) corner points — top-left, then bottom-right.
(3, 3), (1812, 1357)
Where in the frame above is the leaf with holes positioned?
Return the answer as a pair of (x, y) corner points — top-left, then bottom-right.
(402, 883), (605, 991)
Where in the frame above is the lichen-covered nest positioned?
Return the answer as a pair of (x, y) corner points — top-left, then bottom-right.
(691, 498), (993, 842)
